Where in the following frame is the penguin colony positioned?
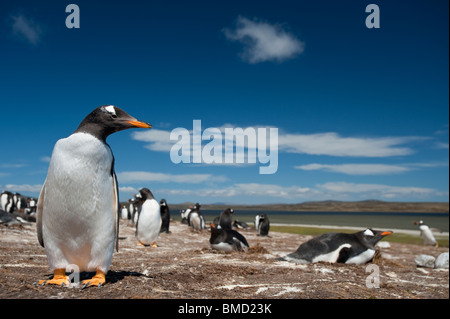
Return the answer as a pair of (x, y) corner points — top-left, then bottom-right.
(0, 105), (442, 288)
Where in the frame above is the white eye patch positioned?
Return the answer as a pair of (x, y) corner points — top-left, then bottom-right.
(363, 229), (374, 236)
(103, 105), (117, 116)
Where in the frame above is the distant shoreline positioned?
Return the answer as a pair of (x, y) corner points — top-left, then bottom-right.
(167, 200), (449, 213)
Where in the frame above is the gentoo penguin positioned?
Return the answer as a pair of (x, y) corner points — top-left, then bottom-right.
(233, 220), (249, 229)
(159, 199), (171, 233)
(120, 205), (129, 219)
(132, 196), (143, 224)
(209, 223), (249, 252)
(135, 188), (161, 247)
(413, 220), (439, 247)
(128, 199), (135, 221)
(255, 213), (270, 236)
(188, 203), (205, 230)
(26, 197), (38, 215)
(279, 229), (392, 264)
(36, 105), (151, 287)
(213, 208), (234, 230)
(180, 208), (190, 224)
(0, 191), (14, 213)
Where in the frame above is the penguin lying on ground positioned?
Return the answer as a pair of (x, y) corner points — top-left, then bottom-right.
(209, 223), (249, 252)
(233, 220), (249, 229)
(279, 229), (392, 264)
(413, 220), (439, 247)
(36, 105), (151, 287)
(136, 188), (161, 247)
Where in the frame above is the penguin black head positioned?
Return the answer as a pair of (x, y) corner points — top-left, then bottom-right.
(74, 105), (151, 141)
(224, 208), (234, 215)
(160, 199), (167, 206)
(360, 228), (392, 246)
(137, 188), (155, 201)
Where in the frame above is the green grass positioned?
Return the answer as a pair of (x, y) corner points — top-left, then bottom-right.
(270, 225), (449, 247)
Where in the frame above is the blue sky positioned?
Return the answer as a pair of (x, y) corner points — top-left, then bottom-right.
(0, 0), (448, 204)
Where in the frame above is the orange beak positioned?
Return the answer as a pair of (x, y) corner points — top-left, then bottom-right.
(381, 231), (392, 236)
(126, 120), (152, 128)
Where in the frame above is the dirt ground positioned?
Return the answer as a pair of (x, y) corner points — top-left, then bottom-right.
(0, 219), (448, 300)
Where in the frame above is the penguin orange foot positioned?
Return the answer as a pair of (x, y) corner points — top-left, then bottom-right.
(81, 270), (106, 288)
(39, 269), (70, 286)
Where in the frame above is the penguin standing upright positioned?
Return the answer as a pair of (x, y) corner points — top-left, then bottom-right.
(0, 191), (14, 213)
(209, 223), (249, 252)
(188, 203), (205, 230)
(213, 208), (234, 230)
(132, 196), (143, 224)
(120, 205), (129, 219)
(36, 105), (151, 287)
(279, 229), (392, 264)
(136, 188), (161, 247)
(414, 220), (439, 247)
(255, 213), (270, 236)
(159, 199), (171, 233)
(128, 199), (135, 222)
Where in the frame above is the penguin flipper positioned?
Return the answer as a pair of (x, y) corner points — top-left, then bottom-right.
(36, 179), (46, 248)
(112, 172), (119, 252)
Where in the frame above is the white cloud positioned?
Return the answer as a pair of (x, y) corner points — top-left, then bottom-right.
(11, 14), (43, 45)
(434, 142), (449, 149)
(132, 129), (174, 152)
(159, 183), (313, 199)
(40, 156), (51, 163)
(157, 181), (445, 202)
(318, 182), (438, 199)
(0, 184), (43, 193)
(223, 16), (304, 63)
(116, 171), (228, 184)
(278, 133), (425, 157)
(133, 127), (424, 159)
(119, 186), (138, 194)
(296, 163), (411, 175)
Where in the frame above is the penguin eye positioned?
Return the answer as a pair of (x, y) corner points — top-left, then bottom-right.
(111, 114), (118, 119)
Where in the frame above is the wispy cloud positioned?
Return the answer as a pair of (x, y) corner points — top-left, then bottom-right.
(318, 182), (441, 199)
(116, 171), (228, 184)
(11, 14), (43, 45)
(279, 133), (426, 157)
(296, 163), (411, 175)
(159, 183), (313, 199)
(0, 184), (43, 193)
(223, 16), (304, 64)
(40, 156), (51, 163)
(156, 181), (445, 202)
(133, 128), (427, 159)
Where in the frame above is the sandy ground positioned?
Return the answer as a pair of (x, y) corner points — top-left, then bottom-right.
(0, 219), (448, 300)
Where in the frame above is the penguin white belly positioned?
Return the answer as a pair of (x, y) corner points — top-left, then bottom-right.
(420, 225), (437, 245)
(42, 133), (115, 273)
(121, 208), (128, 219)
(345, 249), (375, 264)
(137, 199), (161, 245)
(190, 213), (202, 229)
(0, 194), (7, 211)
(312, 244), (351, 263)
(211, 242), (234, 252)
